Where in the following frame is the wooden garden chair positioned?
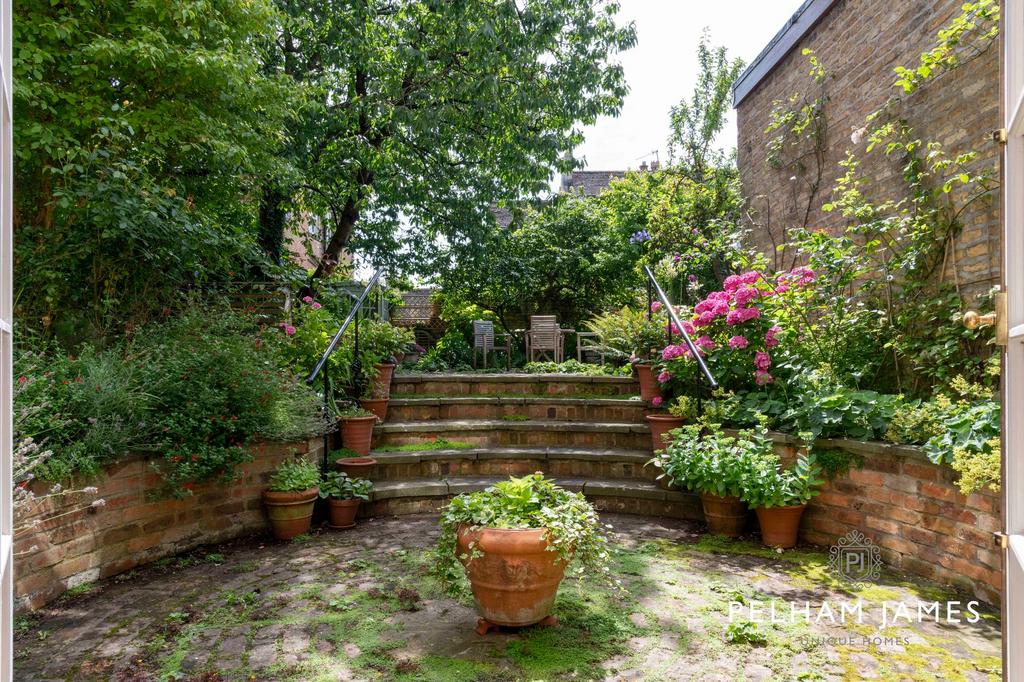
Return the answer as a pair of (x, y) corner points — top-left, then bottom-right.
(525, 315), (567, 363)
(472, 320), (511, 369)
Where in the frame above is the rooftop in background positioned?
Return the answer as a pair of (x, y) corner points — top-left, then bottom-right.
(560, 164), (657, 196)
(731, 0), (838, 107)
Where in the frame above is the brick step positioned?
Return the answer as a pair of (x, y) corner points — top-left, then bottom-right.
(391, 373), (639, 397)
(373, 419), (650, 450)
(387, 396), (647, 423)
(365, 446), (656, 481)
(360, 476), (702, 521)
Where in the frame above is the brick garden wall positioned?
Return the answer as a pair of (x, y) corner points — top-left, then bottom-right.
(14, 438), (323, 612)
(735, 0), (1001, 301)
(767, 434), (1002, 605)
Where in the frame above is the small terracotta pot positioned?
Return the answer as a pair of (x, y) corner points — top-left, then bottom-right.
(327, 498), (361, 529)
(263, 488), (319, 540)
(336, 456), (377, 478)
(456, 525), (568, 627)
(645, 413), (685, 451)
(359, 397), (389, 422)
(339, 415), (377, 455)
(755, 504), (807, 549)
(634, 363), (663, 404)
(699, 493), (747, 538)
(370, 362), (396, 399)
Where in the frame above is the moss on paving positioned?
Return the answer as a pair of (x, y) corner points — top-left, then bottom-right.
(14, 517), (1003, 682)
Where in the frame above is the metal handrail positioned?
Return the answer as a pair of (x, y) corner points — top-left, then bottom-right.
(306, 268), (385, 385)
(643, 265), (718, 389)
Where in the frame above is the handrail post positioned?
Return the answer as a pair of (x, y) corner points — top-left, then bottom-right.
(323, 371), (331, 471)
(647, 279), (653, 321)
(352, 308), (363, 400)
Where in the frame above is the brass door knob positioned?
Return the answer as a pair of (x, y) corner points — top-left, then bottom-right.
(963, 310), (998, 330)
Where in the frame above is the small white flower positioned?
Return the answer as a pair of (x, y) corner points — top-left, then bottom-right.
(90, 498), (106, 508)
(851, 126), (867, 145)
(83, 486), (98, 495)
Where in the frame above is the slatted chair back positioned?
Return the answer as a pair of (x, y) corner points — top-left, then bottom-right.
(529, 315), (560, 351)
(473, 320), (495, 350)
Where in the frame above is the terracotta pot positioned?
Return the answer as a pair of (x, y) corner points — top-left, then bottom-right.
(359, 397), (389, 422)
(633, 363), (663, 404)
(336, 456), (377, 478)
(327, 498), (361, 529)
(456, 525), (568, 627)
(339, 415), (377, 455)
(645, 413), (685, 451)
(262, 488), (318, 540)
(699, 493), (747, 538)
(370, 362), (396, 399)
(755, 504), (807, 549)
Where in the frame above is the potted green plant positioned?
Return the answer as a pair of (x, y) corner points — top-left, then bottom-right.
(741, 446), (823, 549)
(649, 423), (753, 537)
(337, 404), (378, 456)
(356, 319), (415, 398)
(263, 458), (321, 540)
(435, 473), (611, 635)
(645, 396), (695, 451)
(583, 307), (668, 404)
(319, 471), (373, 529)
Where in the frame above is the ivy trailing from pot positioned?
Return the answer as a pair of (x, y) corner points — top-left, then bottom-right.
(433, 473), (613, 633)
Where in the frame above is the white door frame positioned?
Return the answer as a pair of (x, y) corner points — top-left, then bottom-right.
(0, 0), (11, 677)
(1003, 1), (1024, 677)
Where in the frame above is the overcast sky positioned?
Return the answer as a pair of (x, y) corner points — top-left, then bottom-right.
(566, 0), (799, 175)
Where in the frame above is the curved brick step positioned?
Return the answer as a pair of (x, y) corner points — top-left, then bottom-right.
(373, 419), (650, 450)
(391, 372), (639, 397)
(361, 476), (702, 521)
(387, 396), (647, 423)
(366, 446), (655, 481)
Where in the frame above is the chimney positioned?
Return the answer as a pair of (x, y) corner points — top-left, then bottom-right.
(650, 160), (660, 171)
(639, 161), (648, 171)
(559, 149), (574, 192)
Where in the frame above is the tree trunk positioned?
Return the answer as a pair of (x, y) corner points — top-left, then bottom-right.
(258, 186), (288, 266)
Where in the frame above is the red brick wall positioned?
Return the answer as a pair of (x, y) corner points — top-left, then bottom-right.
(735, 0), (1000, 301)
(788, 437), (1002, 604)
(14, 439), (323, 612)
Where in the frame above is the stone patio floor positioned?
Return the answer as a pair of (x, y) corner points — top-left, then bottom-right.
(13, 514), (1002, 681)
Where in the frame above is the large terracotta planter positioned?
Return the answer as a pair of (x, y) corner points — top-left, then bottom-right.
(339, 415), (377, 455)
(336, 456), (377, 478)
(645, 413), (685, 451)
(262, 488), (319, 540)
(359, 398), (389, 422)
(699, 493), (747, 538)
(456, 526), (568, 628)
(327, 498), (361, 529)
(755, 504), (806, 549)
(634, 363), (663, 404)
(370, 362), (396, 399)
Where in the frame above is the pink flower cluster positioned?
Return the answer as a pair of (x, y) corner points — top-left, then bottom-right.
(279, 322), (296, 336)
(765, 325), (781, 348)
(728, 335), (749, 350)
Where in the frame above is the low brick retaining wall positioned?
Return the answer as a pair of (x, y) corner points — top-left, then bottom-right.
(14, 439), (323, 612)
(771, 434), (1002, 605)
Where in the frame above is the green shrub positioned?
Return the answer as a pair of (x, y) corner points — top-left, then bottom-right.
(522, 360), (628, 376)
(319, 471), (372, 500)
(740, 450), (823, 509)
(584, 307), (668, 362)
(649, 424), (766, 498)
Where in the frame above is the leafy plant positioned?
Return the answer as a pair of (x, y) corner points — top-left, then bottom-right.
(433, 474), (611, 595)
(649, 423), (768, 498)
(523, 360), (628, 376)
(319, 471), (372, 501)
(584, 307), (669, 362)
(725, 620), (767, 645)
(740, 451), (823, 509)
(336, 405), (375, 420)
(266, 458), (320, 493)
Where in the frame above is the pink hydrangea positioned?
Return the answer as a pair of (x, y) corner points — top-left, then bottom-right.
(651, 396), (663, 407)
(302, 295), (314, 304)
(657, 371), (672, 383)
(694, 311), (716, 327)
(285, 325), (296, 336)
(723, 274), (742, 292)
(726, 307), (761, 325)
(733, 286), (759, 308)
(695, 335), (716, 351)
(311, 302), (322, 310)
(765, 326), (781, 348)
(728, 335), (749, 350)
(651, 301), (662, 313)
(662, 344), (686, 360)
(669, 322), (680, 335)
(740, 271), (762, 285)
(712, 300), (730, 316)
(755, 370), (774, 386)
(754, 351), (771, 371)
(680, 320), (695, 335)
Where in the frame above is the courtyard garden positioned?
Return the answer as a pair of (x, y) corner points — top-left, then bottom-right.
(10, 0), (1008, 679)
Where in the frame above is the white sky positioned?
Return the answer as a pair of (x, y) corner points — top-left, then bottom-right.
(567, 0), (799, 175)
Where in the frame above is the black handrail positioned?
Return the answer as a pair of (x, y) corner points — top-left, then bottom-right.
(306, 268), (385, 385)
(643, 265), (718, 389)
